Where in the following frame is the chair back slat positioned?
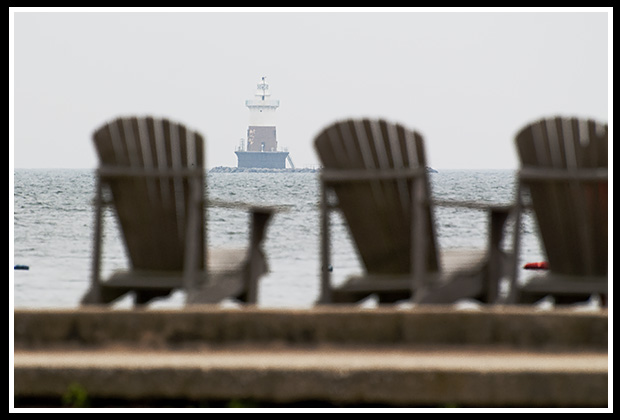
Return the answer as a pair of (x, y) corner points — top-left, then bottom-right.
(315, 118), (439, 275)
(516, 116), (607, 276)
(93, 116), (205, 271)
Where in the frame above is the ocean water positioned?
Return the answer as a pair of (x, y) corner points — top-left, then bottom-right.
(12, 169), (546, 309)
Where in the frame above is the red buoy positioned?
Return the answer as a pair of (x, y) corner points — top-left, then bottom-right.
(523, 262), (549, 270)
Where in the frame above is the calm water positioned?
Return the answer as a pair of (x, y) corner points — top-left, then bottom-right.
(12, 169), (545, 309)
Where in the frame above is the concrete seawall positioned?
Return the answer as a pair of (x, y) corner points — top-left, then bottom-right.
(12, 306), (608, 408)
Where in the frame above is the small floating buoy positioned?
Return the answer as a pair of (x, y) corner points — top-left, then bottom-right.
(523, 262), (548, 270)
(14, 265), (29, 270)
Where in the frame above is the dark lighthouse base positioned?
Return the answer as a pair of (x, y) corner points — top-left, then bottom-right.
(235, 151), (289, 169)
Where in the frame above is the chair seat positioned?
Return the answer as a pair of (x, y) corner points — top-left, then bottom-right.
(104, 248), (248, 287)
(333, 249), (488, 302)
(519, 273), (608, 295)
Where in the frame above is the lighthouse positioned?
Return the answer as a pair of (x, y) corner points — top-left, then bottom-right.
(246, 76), (279, 152)
(235, 77), (289, 169)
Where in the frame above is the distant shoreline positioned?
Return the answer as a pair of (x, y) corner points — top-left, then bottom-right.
(208, 166), (441, 174)
(208, 166), (319, 174)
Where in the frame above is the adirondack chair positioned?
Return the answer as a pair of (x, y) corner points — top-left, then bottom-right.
(314, 118), (512, 304)
(81, 116), (273, 306)
(507, 116), (608, 305)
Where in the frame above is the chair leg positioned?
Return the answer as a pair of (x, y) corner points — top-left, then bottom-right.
(486, 207), (512, 303)
(83, 177), (104, 305)
(505, 184), (525, 304)
(244, 208), (273, 304)
(318, 181), (333, 304)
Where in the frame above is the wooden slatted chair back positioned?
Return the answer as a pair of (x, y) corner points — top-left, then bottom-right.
(314, 118), (439, 275)
(515, 116), (608, 276)
(93, 116), (205, 271)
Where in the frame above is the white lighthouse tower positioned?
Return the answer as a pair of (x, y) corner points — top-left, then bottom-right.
(236, 77), (289, 169)
(245, 76), (279, 152)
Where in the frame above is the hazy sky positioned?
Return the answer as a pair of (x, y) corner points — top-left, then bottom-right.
(10, 8), (610, 170)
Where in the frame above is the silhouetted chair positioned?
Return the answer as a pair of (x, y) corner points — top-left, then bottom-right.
(314, 118), (512, 304)
(81, 116), (272, 306)
(507, 116), (608, 305)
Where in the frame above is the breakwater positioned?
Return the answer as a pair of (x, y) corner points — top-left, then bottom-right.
(13, 306), (608, 408)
